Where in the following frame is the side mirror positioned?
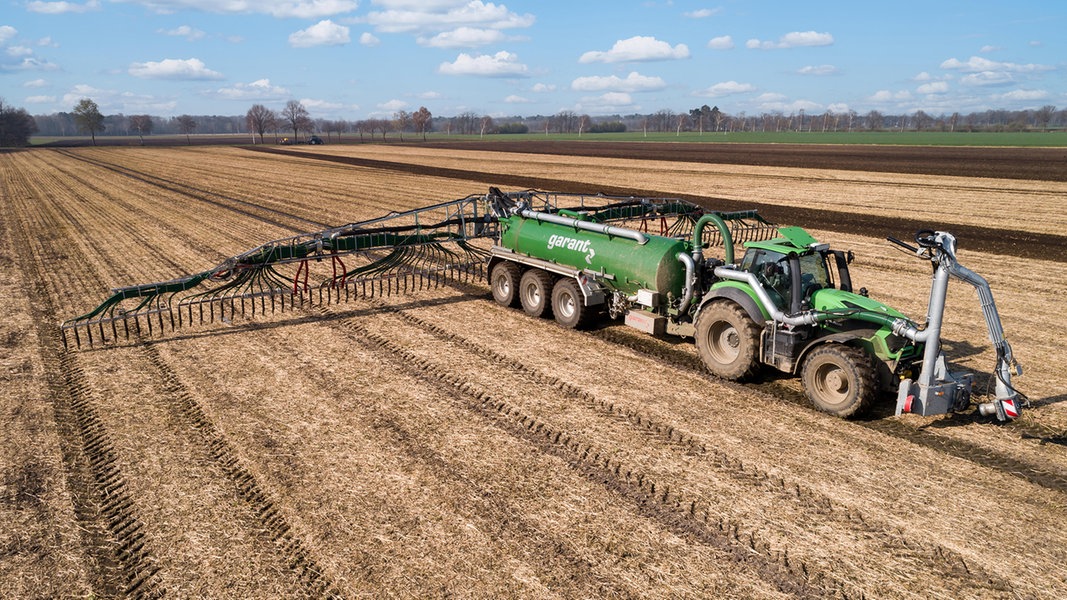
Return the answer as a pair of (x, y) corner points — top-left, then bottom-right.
(846, 250), (855, 264)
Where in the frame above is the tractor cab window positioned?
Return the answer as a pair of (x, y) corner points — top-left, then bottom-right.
(742, 250), (791, 309)
(798, 252), (832, 303)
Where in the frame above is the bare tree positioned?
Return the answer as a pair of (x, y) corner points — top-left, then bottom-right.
(411, 106), (432, 141)
(246, 104), (277, 144)
(72, 98), (105, 145)
(129, 114), (153, 145)
(479, 115), (494, 138)
(393, 110), (410, 142)
(281, 100), (311, 142)
(578, 114), (590, 136)
(675, 113), (689, 135)
(865, 110), (884, 131)
(176, 115), (197, 144)
(1035, 105), (1056, 131)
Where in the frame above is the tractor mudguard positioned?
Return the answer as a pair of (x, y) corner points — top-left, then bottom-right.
(699, 282), (768, 325)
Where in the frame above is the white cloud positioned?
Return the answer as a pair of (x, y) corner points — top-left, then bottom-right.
(301, 98), (348, 111)
(960, 71), (1015, 86)
(438, 51), (528, 77)
(290, 20), (350, 47)
(531, 83), (555, 92)
(378, 98), (408, 111)
(160, 25), (205, 41)
(571, 71), (666, 92)
(980, 45), (1000, 53)
(684, 8), (721, 18)
(707, 35), (733, 50)
(25, 95), (56, 103)
(798, 64), (837, 76)
(111, 0), (357, 18)
(827, 102), (850, 114)
(746, 31), (833, 50)
(365, 1), (535, 34)
(23, 78), (48, 88)
(0, 57), (59, 71)
(37, 36), (58, 47)
(417, 90), (442, 99)
(27, 0), (100, 14)
(940, 56), (1051, 74)
(580, 36), (690, 63)
(213, 78), (290, 100)
(994, 89), (1049, 102)
(418, 27), (504, 48)
(504, 94), (530, 103)
(917, 81), (949, 94)
(6, 46), (33, 57)
(696, 80), (756, 97)
(868, 89), (913, 102)
(128, 57), (223, 80)
(360, 32), (381, 46)
(0, 26), (17, 45)
(913, 71), (932, 82)
(574, 92), (637, 114)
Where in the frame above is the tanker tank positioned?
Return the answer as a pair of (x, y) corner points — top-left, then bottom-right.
(498, 213), (691, 301)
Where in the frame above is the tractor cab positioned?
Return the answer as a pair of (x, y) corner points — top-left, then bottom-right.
(738, 226), (852, 314)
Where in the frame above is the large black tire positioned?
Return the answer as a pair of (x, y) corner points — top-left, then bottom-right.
(490, 261), (522, 308)
(695, 301), (761, 380)
(800, 344), (877, 418)
(519, 269), (554, 318)
(551, 278), (590, 329)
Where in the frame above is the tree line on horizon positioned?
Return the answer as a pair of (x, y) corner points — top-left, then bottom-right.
(3, 96), (1065, 147)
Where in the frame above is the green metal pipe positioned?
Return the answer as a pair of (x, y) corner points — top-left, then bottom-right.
(692, 213), (734, 264)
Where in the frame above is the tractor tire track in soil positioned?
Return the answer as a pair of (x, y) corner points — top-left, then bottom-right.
(136, 342), (345, 598)
(8, 184), (165, 597)
(361, 298), (1015, 592)
(51, 148), (326, 234)
(12, 154), (354, 596)
(317, 299), (1014, 598)
(590, 321), (1067, 496)
(248, 146), (1067, 263)
(321, 307), (832, 598)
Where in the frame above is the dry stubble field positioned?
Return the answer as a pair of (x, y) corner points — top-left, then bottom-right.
(2, 144), (1066, 599)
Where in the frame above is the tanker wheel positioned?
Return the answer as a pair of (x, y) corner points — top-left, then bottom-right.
(490, 261), (522, 308)
(800, 344), (877, 418)
(552, 278), (589, 329)
(695, 301), (761, 380)
(519, 269), (554, 318)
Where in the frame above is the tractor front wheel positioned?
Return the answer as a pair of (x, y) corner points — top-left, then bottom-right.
(519, 269), (554, 318)
(695, 301), (760, 380)
(490, 261), (522, 308)
(800, 344), (877, 418)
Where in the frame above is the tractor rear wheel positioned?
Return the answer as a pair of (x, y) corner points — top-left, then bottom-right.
(490, 261), (522, 308)
(695, 301), (761, 380)
(552, 278), (589, 329)
(801, 344), (876, 417)
(519, 269), (554, 318)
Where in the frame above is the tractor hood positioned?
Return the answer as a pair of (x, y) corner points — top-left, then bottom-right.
(811, 288), (912, 322)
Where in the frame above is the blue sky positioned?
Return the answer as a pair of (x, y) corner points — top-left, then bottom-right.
(2, 1), (1064, 120)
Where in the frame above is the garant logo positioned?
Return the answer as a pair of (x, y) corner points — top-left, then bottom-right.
(547, 234), (596, 264)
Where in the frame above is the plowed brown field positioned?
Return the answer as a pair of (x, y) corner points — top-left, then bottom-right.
(2, 144), (1066, 599)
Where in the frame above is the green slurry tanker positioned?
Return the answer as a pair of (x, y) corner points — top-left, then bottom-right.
(62, 188), (1024, 422)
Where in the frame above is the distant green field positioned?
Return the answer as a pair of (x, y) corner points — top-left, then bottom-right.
(30, 129), (1067, 147)
(438, 130), (1067, 147)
